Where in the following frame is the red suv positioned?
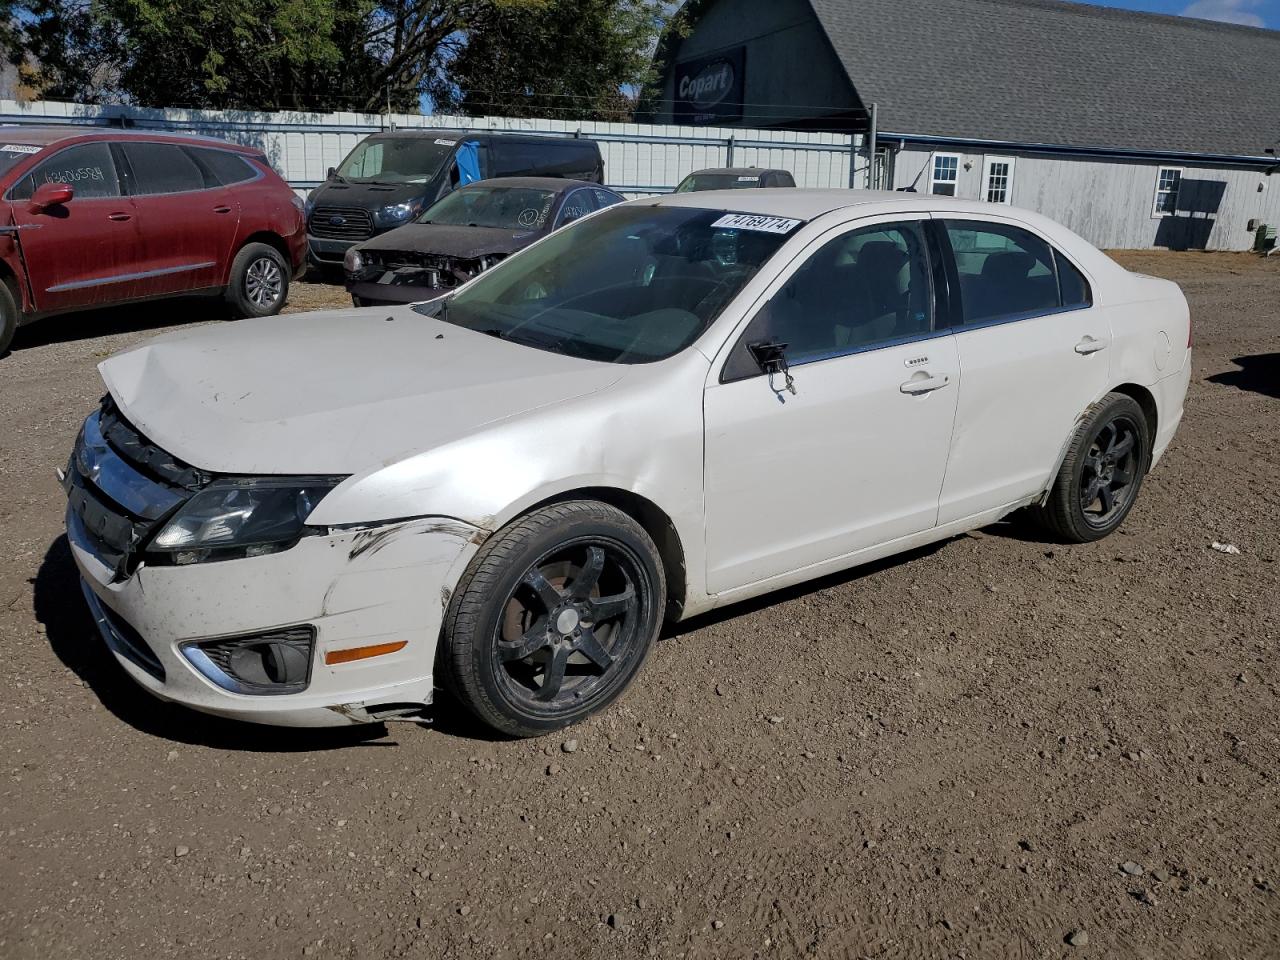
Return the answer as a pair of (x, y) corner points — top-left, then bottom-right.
(0, 128), (306, 355)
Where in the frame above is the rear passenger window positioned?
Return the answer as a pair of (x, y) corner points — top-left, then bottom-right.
(191, 147), (257, 185)
(723, 221), (933, 379)
(120, 142), (207, 195)
(556, 189), (596, 227)
(593, 189), (622, 209)
(10, 142), (121, 200)
(944, 221), (1061, 325)
(1055, 250), (1092, 308)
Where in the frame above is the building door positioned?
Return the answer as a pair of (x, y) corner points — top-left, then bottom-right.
(980, 156), (1016, 205)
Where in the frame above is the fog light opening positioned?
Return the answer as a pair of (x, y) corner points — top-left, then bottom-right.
(184, 626), (315, 695)
(230, 641), (309, 686)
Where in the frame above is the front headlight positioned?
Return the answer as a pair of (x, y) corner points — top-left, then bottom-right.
(148, 478), (343, 565)
(373, 199), (421, 228)
(343, 245), (365, 275)
(303, 191), (316, 219)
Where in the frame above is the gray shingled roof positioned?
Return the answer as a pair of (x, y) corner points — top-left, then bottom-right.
(806, 0), (1280, 158)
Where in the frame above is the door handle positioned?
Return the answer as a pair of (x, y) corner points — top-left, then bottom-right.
(1074, 335), (1109, 355)
(213, 205), (233, 214)
(900, 373), (950, 395)
(107, 212), (132, 222)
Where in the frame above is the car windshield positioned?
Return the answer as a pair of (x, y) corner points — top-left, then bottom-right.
(0, 143), (41, 179)
(419, 186), (557, 231)
(337, 136), (455, 184)
(413, 205), (800, 364)
(675, 173), (760, 192)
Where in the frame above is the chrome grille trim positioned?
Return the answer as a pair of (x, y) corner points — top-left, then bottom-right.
(64, 401), (201, 580)
(76, 411), (186, 520)
(80, 578), (166, 681)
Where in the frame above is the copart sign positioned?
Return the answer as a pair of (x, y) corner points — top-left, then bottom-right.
(674, 47), (745, 125)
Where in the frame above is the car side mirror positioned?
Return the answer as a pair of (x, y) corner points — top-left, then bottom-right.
(31, 181), (74, 211)
(748, 340), (797, 395)
(748, 340), (789, 373)
(326, 166), (338, 181)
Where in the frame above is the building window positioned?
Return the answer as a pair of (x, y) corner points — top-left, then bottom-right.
(929, 154), (960, 196)
(1153, 167), (1182, 217)
(982, 156), (1015, 204)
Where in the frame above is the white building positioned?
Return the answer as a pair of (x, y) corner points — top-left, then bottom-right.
(650, 0), (1280, 251)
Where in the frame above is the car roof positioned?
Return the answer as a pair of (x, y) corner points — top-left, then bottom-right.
(0, 125), (262, 153)
(362, 129), (470, 140)
(362, 129), (594, 146)
(684, 167), (785, 177)
(643, 188), (1046, 221)
(460, 176), (615, 193)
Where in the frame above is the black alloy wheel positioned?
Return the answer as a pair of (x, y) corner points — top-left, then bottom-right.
(1036, 392), (1151, 543)
(1079, 414), (1141, 528)
(494, 541), (642, 708)
(442, 500), (665, 737)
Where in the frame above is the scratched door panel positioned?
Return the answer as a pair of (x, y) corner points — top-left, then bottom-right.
(117, 142), (240, 297)
(10, 142), (149, 313)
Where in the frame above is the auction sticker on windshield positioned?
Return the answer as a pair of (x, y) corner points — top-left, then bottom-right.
(1, 144), (41, 154)
(712, 213), (802, 234)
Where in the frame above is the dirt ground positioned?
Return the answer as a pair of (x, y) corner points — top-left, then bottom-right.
(1, 254), (1278, 960)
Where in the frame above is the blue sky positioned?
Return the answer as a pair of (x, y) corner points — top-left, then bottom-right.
(1092, 0), (1275, 28)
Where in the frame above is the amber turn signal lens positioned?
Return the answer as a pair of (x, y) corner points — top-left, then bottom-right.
(324, 640), (408, 665)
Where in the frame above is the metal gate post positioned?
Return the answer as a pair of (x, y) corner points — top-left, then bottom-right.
(868, 102), (879, 189)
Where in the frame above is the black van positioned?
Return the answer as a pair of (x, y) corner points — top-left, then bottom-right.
(304, 130), (605, 265)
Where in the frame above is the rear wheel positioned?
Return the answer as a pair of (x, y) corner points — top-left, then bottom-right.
(1036, 393), (1150, 542)
(442, 501), (665, 738)
(0, 278), (17, 356)
(226, 242), (289, 318)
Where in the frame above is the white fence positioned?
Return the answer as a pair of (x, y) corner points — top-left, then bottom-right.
(0, 99), (866, 197)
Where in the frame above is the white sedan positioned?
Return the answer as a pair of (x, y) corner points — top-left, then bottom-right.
(63, 191), (1190, 736)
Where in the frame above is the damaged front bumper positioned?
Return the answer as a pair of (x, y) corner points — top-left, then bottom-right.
(347, 277), (449, 307)
(69, 506), (484, 727)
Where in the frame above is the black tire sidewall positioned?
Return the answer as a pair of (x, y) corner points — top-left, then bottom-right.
(1059, 394), (1151, 541)
(445, 503), (665, 737)
(0, 279), (18, 356)
(227, 243), (289, 318)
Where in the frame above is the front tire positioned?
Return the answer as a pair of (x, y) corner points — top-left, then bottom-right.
(1037, 393), (1150, 543)
(0, 278), (19, 356)
(226, 242), (289, 318)
(442, 501), (666, 738)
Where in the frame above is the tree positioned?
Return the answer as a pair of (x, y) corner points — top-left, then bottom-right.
(2, 1), (129, 102)
(1, 0), (670, 117)
(429, 0), (668, 121)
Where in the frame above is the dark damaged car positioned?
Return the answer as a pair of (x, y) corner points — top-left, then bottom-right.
(344, 178), (625, 306)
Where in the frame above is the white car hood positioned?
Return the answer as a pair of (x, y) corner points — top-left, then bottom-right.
(99, 306), (624, 475)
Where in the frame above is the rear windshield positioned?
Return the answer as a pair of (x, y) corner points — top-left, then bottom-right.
(675, 173), (760, 193)
(420, 186), (557, 231)
(415, 205), (801, 364)
(0, 143), (42, 179)
(337, 136), (455, 184)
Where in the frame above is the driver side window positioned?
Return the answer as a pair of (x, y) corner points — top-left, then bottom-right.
(10, 142), (122, 201)
(722, 220), (934, 381)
